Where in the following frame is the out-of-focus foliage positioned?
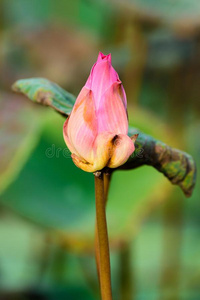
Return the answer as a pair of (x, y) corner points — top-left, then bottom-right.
(0, 0), (199, 299)
(112, 0), (200, 30)
(0, 94), (43, 195)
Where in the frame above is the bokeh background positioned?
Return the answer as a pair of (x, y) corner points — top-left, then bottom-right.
(0, 0), (200, 299)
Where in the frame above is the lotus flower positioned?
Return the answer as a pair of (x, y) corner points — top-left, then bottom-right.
(63, 52), (135, 172)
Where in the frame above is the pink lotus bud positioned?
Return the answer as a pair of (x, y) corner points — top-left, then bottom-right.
(63, 52), (135, 172)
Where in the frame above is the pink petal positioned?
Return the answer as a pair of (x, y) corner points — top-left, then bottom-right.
(66, 88), (97, 163)
(85, 52), (120, 109)
(120, 84), (127, 108)
(97, 82), (128, 135)
(92, 61), (119, 108)
(97, 52), (111, 63)
(63, 117), (79, 156)
(108, 134), (135, 168)
(93, 132), (116, 171)
(92, 132), (135, 171)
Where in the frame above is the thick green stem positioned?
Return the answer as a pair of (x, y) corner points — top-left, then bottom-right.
(94, 173), (113, 300)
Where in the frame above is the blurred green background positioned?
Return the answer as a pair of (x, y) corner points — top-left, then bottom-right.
(0, 0), (199, 299)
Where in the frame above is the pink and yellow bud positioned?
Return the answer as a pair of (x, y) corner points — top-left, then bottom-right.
(63, 52), (135, 172)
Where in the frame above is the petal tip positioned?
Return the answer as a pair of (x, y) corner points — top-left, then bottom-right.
(97, 52), (111, 63)
(108, 134), (135, 168)
(71, 153), (95, 172)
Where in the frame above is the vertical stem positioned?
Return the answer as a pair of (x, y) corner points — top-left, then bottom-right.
(94, 173), (113, 300)
(95, 172), (112, 285)
(95, 222), (101, 283)
(104, 172), (112, 202)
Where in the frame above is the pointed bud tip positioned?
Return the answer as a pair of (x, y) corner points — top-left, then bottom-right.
(97, 52), (111, 63)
